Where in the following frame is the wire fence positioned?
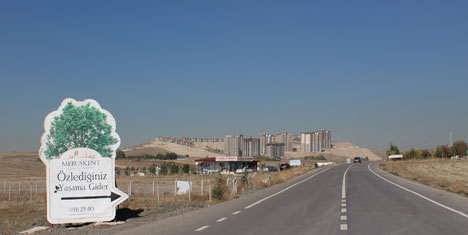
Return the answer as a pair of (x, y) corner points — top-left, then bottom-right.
(0, 172), (283, 205)
(0, 178), (219, 203)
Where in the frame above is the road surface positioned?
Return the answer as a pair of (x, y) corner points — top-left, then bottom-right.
(116, 163), (468, 235)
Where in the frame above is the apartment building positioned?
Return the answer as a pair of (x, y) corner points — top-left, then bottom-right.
(300, 130), (331, 152)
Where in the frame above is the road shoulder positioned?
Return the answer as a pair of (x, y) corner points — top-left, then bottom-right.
(372, 162), (468, 216)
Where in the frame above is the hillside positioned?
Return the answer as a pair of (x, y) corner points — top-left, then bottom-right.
(286, 141), (381, 161)
(123, 138), (223, 159)
(124, 138), (381, 161)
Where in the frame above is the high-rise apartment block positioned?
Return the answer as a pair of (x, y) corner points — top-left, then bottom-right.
(275, 132), (294, 152)
(224, 135), (260, 157)
(300, 131), (331, 152)
(260, 134), (275, 155)
(265, 143), (285, 158)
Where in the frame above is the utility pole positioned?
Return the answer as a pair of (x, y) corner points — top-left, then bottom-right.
(450, 132), (453, 146)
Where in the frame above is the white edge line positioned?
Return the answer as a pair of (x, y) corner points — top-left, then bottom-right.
(342, 164), (353, 199)
(368, 163), (468, 219)
(194, 225), (209, 232)
(244, 166), (332, 209)
(232, 211), (241, 215)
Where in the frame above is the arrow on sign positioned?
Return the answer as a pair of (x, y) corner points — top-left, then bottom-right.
(61, 192), (121, 202)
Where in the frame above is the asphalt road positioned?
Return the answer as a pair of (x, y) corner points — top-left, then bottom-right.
(116, 163), (468, 235)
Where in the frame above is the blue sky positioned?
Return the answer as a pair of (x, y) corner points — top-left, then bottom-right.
(1, 0), (467, 152)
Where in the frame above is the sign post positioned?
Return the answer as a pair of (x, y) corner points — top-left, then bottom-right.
(39, 98), (128, 224)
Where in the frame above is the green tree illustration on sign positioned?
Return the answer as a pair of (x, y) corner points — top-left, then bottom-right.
(44, 102), (118, 159)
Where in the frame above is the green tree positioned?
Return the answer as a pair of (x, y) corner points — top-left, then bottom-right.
(44, 102), (118, 159)
(420, 149), (431, 159)
(386, 143), (400, 155)
(403, 148), (419, 159)
(432, 147), (443, 158)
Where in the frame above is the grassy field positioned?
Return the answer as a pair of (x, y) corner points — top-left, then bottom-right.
(380, 158), (468, 196)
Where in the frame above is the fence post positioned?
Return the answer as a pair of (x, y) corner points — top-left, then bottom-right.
(174, 179), (177, 198)
(157, 182), (160, 202)
(201, 179), (204, 197)
(152, 181), (155, 196)
(208, 180), (212, 202)
(129, 181), (132, 198)
(30, 183), (32, 202)
(188, 181), (191, 202)
(3, 181), (6, 194)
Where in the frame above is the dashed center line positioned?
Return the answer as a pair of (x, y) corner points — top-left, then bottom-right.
(195, 225), (209, 232)
(341, 215), (347, 221)
(232, 211), (241, 215)
(341, 208), (347, 213)
(340, 224), (348, 231)
(216, 217), (227, 222)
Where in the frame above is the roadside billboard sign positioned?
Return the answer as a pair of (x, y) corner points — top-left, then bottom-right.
(290, 160), (301, 166)
(39, 98), (128, 224)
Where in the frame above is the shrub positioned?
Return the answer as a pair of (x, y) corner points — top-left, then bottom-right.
(160, 165), (168, 175)
(170, 164), (179, 174)
(212, 177), (228, 201)
(182, 164), (190, 174)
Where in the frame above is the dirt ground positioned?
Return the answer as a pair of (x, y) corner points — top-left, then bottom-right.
(380, 158), (468, 196)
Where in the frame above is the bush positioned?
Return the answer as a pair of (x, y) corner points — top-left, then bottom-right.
(182, 164), (190, 174)
(170, 164), (179, 174)
(212, 177), (227, 201)
(304, 155), (326, 160)
(403, 149), (420, 159)
(160, 165), (168, 175)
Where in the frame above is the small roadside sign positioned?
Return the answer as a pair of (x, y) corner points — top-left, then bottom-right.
(39, 98), (128, 224)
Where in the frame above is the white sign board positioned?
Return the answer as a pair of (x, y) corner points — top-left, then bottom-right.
(176, 180), (192, 195)
(289, 160), (301, 166)
(39, 98), (128, 224)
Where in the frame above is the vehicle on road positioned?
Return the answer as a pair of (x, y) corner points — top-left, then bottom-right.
(353, 157), (362, 163)
(279, 163), (291, 171)
(236, 167), (253, 174)
(263, 166), (278, 172)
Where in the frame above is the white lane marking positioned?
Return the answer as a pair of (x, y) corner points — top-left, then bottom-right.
(341, 208), (347, 213)
(244, 167), (332, 209)
(342, 199), (346, 202)
(342, 165), (353, 199)
(368, 163), (468, 219)
(232, 211), (241, 215)
(341, 203), (346, 207)
(340, 224), (348, 230)
(341, 215), (347, 221)
(216, 217), (227, 222)
(195, 225), (209, 231)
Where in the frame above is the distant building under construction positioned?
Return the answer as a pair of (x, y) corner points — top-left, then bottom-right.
(300, 131), (331, 152)
(224, 135), (260, 157)
(275, 132), (294, 152)
(265, 143), (285, 158)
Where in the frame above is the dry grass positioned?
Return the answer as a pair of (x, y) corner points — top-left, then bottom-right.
(0, 152), (319, 233)
(0, 195), (46, 234)
(380, 158), (468, 196)
(0, 165), (318, 233)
